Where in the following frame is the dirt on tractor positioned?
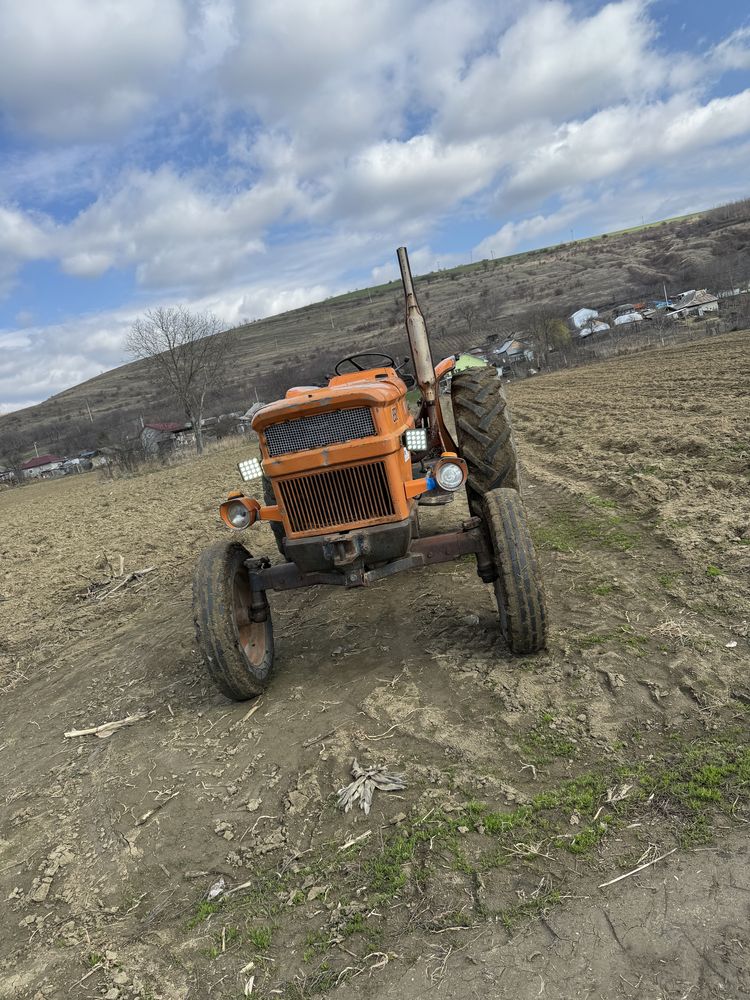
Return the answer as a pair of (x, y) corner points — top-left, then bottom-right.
(0, 330), (749, 1000)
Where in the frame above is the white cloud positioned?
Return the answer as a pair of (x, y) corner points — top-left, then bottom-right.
(473, 203), (587, 259)
(0, 206), (52, 295)
(0, 0), (188, 140)
(439, 0), (666, 140)
(0, 206), (50, 259)
(710, 26), (750, 72)
(53, 167), (310, 290)
(321, 134), (502, 226)
(1, 1), (750, 412)
(506, 90), (750, 200)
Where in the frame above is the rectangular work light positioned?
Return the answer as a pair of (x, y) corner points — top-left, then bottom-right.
(238, 457), (263, 482)
(404, 427), (429, 452)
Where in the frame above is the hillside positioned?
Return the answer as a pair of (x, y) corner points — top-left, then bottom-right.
(1, 199), (749, 460)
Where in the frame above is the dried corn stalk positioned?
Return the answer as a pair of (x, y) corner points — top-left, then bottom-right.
(336, 759), (406, 815)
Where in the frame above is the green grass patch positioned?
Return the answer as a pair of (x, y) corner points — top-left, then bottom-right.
(188, 900), (222, 927)
(533, 511), (637, 554)
(658, 570), (682, 588)
(706, 564), (723, 577)
(520, 715), (578, 765)
(247, 925), (273, 953)
(586, 494), (618, 509)
(576, 625), (649, 651)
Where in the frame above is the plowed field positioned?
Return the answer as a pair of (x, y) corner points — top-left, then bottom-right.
(1, 331), (749, 1000)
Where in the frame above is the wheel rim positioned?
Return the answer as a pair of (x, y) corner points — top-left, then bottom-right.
(231, 565), (269, 668)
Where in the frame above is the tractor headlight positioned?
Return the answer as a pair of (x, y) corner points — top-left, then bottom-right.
(238, 457), (263, 482)
(434, 460), (466, 491)
(226, 501), (251, 529)
(404, 427), (428, 452)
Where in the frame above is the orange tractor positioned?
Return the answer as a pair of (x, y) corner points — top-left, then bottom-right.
(194, 247), (547, 700)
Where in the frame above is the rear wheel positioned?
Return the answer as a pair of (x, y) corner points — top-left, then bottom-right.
(482, 488), (547, 654)
(193, 541), (274, 700)
(451, 367), (520, 509)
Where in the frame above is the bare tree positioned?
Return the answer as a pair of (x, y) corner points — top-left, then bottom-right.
(524, 307), (571, 366)
(457, 300), (481, 341)
(127, 306), (229, 454)
(0, 430), (27, 470)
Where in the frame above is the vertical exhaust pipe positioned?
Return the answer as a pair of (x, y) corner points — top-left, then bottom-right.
(397, 247), (440, 445)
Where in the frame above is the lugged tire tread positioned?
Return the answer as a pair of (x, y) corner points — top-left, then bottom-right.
(451, 367), (520, 493)
(482, 488), (547, 654)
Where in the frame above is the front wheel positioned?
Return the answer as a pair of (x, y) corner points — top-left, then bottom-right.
(193, 541), (274, 700)
(482, 489), (547, 654)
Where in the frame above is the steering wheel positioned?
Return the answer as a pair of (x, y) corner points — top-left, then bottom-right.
(334, 352), (396, 376)
(333, 351), (396, 375)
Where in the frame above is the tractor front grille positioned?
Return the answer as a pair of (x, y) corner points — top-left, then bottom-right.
(264, 407), (376, 458)
(278, 461), (394, 533)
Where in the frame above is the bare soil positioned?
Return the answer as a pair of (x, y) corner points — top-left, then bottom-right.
(1, 331), (749, 1000)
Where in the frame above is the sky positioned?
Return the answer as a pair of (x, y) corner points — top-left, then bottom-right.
(1, 0), (749, 414)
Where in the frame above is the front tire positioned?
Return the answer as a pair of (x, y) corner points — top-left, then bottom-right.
(482, 489), (547, 654)
(193, 541), (274, 700)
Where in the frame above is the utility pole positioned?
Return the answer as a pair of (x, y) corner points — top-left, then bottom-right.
(329, 313), (335, 330)
(33, 441), (39, 457)
(85, 397), (93, 423)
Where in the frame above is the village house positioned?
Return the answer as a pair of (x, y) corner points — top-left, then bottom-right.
(578, 318), (611, 337)
(140, 421), (195, 455)
(569, 307), (599, 330)
(614, 310), (644, 326)
(493, 338), (533, 364)
(668, 289), (719, 318)
(20, 454), (65, 478)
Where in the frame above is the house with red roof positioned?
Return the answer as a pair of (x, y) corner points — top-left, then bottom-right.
(20, 454), (65, 478)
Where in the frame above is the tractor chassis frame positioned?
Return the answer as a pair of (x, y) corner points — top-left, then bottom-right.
(244, 516), (495, 621)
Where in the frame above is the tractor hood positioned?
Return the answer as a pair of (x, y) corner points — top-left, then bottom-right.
(251, 368), (407, 433)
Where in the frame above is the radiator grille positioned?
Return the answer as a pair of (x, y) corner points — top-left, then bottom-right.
(264, 407), (375, 457)
(278, 461), (394, 533)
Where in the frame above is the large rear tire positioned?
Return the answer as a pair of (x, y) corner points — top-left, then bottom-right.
(482, 488), (547, 654)
(451, 367), (520, 501)
(193, 541), (274, 700)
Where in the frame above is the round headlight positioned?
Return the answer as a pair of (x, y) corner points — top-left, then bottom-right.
(435, 461), (465, 491)
(226, 501), (250, 529)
